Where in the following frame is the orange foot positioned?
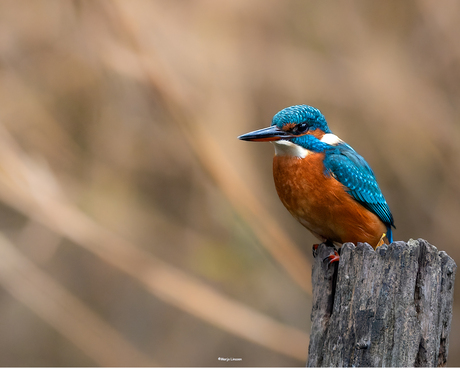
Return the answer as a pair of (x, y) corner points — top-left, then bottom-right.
(324, 250), (340, 265)
(312, 243), (320, 258)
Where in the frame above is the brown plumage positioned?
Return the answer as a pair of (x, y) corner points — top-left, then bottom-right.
(273, 152), (387, 248)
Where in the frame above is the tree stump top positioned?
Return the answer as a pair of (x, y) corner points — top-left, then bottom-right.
(307, 239), (456, 367)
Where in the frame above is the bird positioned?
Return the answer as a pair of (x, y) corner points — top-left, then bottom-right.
(238, 105), (394, 262)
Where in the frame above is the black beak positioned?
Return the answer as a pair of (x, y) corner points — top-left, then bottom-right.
(238, 125), (293, 142)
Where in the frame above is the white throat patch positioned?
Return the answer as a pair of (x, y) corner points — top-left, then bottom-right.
(272, 134), (343, 158)
(272, 140), (311, 158)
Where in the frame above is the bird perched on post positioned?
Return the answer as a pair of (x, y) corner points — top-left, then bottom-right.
(238, 105), (394, 262)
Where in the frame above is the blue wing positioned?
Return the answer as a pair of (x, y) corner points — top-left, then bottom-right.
(324, 144), (395, 241)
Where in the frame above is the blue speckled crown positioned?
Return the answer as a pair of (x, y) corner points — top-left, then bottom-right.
(272, 105), (330, 133)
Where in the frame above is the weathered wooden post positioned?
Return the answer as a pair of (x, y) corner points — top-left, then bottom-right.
(307, 239), (456, 367)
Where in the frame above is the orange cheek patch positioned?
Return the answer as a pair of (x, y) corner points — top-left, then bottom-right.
(290, 130), (324, 139)
(280, 124), (325, 139)
(281, 123), (296, 131)
(306, 129), (324, 140)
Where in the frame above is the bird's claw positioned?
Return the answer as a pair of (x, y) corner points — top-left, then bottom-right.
(312, 243), (320, 258)
(323, 250), (340, 266)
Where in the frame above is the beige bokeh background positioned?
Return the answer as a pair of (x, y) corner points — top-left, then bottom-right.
(0, 1), (459, 366)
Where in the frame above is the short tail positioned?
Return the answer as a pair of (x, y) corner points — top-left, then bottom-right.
(386, 225), (393, 244)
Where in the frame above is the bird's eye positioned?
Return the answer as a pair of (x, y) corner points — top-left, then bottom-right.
(295, 122), (308, 134)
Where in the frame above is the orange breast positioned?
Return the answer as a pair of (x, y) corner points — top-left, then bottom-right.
(273, 153), (387, 248)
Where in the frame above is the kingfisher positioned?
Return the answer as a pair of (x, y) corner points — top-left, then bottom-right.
(238, 105), (394, 261)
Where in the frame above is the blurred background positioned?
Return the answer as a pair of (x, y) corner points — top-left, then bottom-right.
(0, 0), (459, 366)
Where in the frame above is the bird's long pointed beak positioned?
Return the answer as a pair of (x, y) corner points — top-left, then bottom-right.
(238, 125), (293, 142)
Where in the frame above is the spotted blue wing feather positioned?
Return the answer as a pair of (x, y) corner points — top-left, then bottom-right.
(324, 144), (395, 242)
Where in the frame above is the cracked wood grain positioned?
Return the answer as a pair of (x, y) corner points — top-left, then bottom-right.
(307, 239), (456, 367)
